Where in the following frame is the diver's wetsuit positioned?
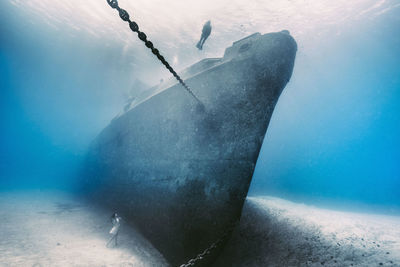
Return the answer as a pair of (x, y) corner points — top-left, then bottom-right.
(196, 21), (212, 50)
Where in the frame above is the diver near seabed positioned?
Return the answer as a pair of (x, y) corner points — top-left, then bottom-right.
(196, 20), (212, 50)
(106, 212), (122, 247)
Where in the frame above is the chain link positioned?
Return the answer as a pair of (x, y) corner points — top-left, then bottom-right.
(178, 221), (238, 267)
(106, 0), (203, 105)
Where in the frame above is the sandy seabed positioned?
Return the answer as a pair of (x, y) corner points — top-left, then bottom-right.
(216, 197), (400, 267)
(1, 192), (399, 267)
(0, 191), (168, 267)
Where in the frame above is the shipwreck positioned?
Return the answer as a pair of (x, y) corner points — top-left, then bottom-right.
(83, 30), (297, 266)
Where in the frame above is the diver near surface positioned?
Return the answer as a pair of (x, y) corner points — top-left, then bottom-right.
(106, 212), (122, 247)
(196, 20), (212, 50)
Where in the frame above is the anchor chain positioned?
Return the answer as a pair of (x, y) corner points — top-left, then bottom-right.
(179, 221), (238, 267)
(106, 0), (202, 104)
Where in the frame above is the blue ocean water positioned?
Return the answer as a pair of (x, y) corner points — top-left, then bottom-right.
(250, 11), (400, 211)
(1, 1), (399, 212)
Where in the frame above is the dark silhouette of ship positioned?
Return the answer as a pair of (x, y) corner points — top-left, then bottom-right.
(83, 31), (297, 266)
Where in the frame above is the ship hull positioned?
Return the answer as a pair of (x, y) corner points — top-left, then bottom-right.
(83, 31), (297, 265)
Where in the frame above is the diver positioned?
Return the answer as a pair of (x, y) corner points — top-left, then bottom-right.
(106, 212), (122, 247)
(196, 20), (212, 50)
